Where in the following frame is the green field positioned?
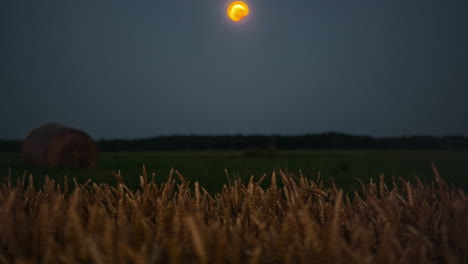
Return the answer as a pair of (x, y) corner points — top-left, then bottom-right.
(1, 150), (468, 192)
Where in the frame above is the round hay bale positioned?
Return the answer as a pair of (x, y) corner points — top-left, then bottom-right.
(22, 124), (97, 168)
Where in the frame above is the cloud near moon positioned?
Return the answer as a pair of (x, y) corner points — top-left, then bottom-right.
(227, 1), (250, 22)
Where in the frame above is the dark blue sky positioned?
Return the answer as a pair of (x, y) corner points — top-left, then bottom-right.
(1, 0), (467, 139)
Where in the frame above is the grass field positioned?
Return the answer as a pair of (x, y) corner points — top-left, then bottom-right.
(1, 150), (468, 192)
(1, 150), (468, 263)
(1, 162), (467, 263)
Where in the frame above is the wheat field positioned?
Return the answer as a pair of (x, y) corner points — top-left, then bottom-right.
(0, 166), (467, 263)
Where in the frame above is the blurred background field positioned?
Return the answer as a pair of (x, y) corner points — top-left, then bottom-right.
(1, 150), (467, 193)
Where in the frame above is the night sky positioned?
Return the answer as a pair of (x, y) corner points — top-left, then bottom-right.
(1, 0), (467, 140)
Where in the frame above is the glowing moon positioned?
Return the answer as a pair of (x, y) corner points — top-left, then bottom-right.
(227, 1), (250, 22)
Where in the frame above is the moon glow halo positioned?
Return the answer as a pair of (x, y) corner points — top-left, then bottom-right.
(227, 1), (250, 22)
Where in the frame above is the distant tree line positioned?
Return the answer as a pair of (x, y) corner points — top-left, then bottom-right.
(2, 133), (467, 152)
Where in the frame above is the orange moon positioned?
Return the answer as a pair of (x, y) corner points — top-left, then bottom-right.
(227, 1), (250, 22)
